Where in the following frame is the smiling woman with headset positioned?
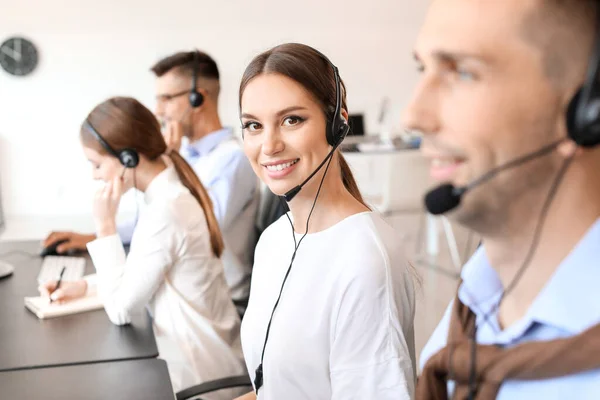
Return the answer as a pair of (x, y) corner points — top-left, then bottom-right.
(235, 43), (418, 400)
(38, 97), (247, 398)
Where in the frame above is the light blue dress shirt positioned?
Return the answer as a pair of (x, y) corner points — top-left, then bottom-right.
(420, 218), (600, 399)
(180, 128), (257, 231)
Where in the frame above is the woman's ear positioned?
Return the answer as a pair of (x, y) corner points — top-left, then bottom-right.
(341, 108), (349, 124)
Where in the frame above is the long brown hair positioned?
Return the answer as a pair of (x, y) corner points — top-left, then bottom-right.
(238, 43), (367, 207)
(80, 96), (224, 257)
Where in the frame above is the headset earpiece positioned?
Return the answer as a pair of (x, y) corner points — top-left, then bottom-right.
(189, 50), (204, 108)
(324, 62), (349, 147)
(84, 120), (140, 169)
(189, 90), (204, 108)
(326, 116), (350, 147)
(567, 86), (600, 147)
(119, 149), (140, 168)
(338, 120), (350, 143)
(566, 8), (600, 148)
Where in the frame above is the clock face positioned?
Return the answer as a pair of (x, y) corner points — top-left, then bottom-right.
(0, 37), (39, 77)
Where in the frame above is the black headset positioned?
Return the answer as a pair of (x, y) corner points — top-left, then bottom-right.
(189, 50), (205, 108)
(566, 9), (600, 148)
(323, 57), (350, 146)
(84, 120), (140, 168)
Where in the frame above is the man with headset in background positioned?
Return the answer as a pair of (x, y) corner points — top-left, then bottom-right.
(404, 0), (600, 398)
(44, 50), (259, 315)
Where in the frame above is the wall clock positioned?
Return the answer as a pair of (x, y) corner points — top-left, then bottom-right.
(0, 37), (39, 76)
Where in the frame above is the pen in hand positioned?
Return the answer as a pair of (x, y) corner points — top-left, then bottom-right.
(50, 266), (66, 304)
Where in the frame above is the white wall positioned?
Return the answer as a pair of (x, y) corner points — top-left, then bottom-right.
(0, 0), (427, 218)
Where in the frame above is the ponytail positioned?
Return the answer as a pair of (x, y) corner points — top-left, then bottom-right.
(339, 152), (370, 209)
(168, 151), (225, 258)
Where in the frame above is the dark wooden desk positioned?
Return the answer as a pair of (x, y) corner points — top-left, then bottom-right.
(0, 240), (158, 372)
(0, 359), (174, 399)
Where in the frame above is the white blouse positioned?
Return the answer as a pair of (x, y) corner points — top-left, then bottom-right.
(241, 211), (416, 399)
(85, 166), (247, 398)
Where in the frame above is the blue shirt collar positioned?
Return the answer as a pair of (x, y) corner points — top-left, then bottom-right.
(182, 127), (232, 158)
(459, 218), (600, 334)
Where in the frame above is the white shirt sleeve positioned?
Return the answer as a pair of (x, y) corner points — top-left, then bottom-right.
(86, 209), (175, 325)
(329, 255), (415, 400)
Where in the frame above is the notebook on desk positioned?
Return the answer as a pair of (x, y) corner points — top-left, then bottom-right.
(24, 294), (103, 319)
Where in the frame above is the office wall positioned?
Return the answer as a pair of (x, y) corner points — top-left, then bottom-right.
(0, 0), (427, 218)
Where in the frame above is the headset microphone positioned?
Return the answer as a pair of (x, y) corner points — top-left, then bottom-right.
(282, 144), (339, 202)
(424, 183), (464, 215)
(424, 139), (565, 215)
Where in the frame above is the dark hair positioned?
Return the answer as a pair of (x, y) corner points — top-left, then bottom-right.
(80, 96), (224, 257)
(239, 43), (367, 207)
(151, 50), (220, 80)
(521, 0), (597, 85)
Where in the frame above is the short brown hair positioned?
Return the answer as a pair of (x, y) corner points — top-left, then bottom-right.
(520, 0), (597, 85)
(151, 50), (220, 81)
